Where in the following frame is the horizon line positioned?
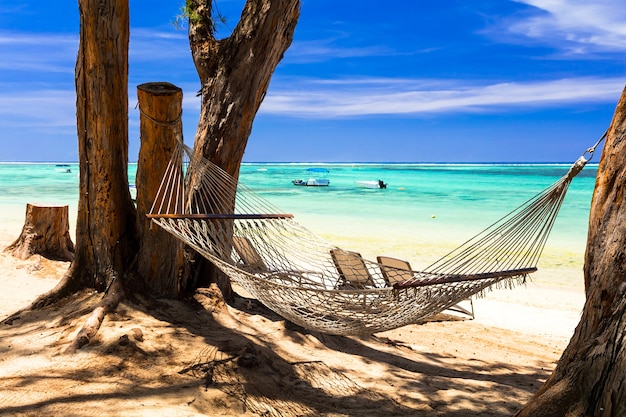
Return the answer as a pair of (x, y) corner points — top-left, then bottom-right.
(0, 160), (600, 166)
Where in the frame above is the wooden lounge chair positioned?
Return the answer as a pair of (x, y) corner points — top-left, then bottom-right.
(377, 255), (474, 319)
(233, 236), (324, 288)
(330, 248), (376, 289)
(376, 255), (414, 286)
(232, 236), (266, 272)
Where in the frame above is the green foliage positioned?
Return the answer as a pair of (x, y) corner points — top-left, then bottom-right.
(173, 0), (227, 33)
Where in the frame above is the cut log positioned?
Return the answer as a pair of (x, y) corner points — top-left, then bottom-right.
(135, 82), (187, 297)
(4, 203), (75, 261)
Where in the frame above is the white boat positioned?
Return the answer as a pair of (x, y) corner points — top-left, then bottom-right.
(355, 179), (387, 189)
(293, 168), (330, 186)
(293, 178), (330, 186)
(54, 164), (72, 173)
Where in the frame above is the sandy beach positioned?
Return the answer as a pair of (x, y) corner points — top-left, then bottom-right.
(0, 204), (586, 416)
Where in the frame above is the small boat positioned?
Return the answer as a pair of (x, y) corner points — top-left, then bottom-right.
(293, 168), (330, 187)
(293, 178), (330, 186)
(355, 179), (387, 189)
(54, 164), (72, 173)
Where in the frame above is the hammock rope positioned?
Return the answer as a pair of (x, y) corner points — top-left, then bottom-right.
(147, 134), (603, 336)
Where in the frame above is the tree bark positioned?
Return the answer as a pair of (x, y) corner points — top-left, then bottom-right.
(51, 0), (134, 348)
(4, 203), (74, 261)
(70, 0), (135, 293)
(13, 0), (300, 347)
(516, 86), (626, 416)
(23, 0), (133, 342)
(186, 0), (300, 297)
(135, 82), (187, 297)
(190, 0), (300, 174)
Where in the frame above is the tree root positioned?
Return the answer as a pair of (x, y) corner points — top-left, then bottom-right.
(67, 278), (125, 353)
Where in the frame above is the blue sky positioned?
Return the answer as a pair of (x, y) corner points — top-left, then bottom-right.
(0, 0), (624, 162)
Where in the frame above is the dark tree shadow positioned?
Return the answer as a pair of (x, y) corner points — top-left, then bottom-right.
(0, 286), (554, 417)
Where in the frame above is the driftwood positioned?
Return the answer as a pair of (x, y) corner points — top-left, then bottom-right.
(4, 203), (74, 261)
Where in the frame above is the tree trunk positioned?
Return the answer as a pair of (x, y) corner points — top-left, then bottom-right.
(16, 0), (300, 346)
(516, 86), (626, 416)
(27, 0), (133, 312)
(186, 0), (300, 297)
(48, 0), (134, 346)
(4, 203), (74, 261)
(69, 0), (135, 293)
(135, 82), (187, 297)
(190, 0), (300, 174)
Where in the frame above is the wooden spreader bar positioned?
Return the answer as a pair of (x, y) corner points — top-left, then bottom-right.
(147, 213), (294, 220)
(393, 267), (537, 289)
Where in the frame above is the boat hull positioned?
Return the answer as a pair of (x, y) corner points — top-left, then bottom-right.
(356, 180), (387, 189)
(293, 178), (330, 186)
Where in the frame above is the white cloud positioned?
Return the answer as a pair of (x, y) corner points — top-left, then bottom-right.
(129, 28), (190, 62)
(0, 28), (191, 76)
(285, 39), (396, 63)
(0, 31), (77, 73)
(261, 76), (624, 117)
(0, 89), (76, 127)
(8, 75), (618, 126)
(0, 84), (201, 130)
(508, 0), (626, 53)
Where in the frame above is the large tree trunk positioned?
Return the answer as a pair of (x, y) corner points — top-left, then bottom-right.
(186, 0), (300, 296)
(135, 82), (187, 297)
(27, 0), (134, 334)
(18, 0), (300, 344)
(70, 0), (135, 292)
(189, 0), (300, 174)
(516, 87), (626, 416)
(24, 0), (135, 348)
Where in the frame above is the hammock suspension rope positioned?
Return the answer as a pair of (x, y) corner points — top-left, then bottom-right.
(147, 133), (604, 335)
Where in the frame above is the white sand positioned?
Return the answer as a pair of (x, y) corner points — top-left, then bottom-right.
(0, 202), (587, 416)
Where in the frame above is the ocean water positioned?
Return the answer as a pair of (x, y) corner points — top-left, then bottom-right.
(0, 161), (597, 286)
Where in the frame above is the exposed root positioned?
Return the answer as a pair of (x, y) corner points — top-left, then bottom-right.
(67, 278), (125, 353)
(194, 283), (229, 314)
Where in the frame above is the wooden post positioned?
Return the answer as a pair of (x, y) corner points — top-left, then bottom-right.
(135, 82), (187, 297)
(4, 203), (74, 261)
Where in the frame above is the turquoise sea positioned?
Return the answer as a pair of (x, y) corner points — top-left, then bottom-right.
(0, 161), (597, 286)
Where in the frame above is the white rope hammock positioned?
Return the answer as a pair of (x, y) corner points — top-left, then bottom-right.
(147, 136), (603, 336)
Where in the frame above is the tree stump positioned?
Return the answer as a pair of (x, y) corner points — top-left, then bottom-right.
(135, 82), (187, 297)
(4, 203), (75, 261)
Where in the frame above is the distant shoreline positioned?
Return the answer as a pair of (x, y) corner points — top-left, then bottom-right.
(0, 161), (600, 166)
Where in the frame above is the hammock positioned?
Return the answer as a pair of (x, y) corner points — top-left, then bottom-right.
(147, 136), (602, 336)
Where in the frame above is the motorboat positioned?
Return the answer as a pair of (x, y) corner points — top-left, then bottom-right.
(293, 178), (330, 186)
(54, 164), (72, 173)
(355, 179), (387, 189)
(293, 168), (330, 186)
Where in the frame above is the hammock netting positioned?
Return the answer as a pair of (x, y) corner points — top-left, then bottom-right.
(148, 141), (593, 336)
